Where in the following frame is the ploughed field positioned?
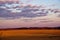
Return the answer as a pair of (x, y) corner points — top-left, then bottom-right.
(0, 29), (60, 40)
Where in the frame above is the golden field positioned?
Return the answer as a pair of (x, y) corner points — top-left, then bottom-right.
(0, 29), (60, 37)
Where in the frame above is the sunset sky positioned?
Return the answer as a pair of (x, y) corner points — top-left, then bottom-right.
(0, 0), (60, 29)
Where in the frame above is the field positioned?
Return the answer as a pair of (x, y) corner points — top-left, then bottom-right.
(0, 29), (60, 40)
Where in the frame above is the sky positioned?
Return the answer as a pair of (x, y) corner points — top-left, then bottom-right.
(20, 0), (59, 5)
(0, 0), (60, 29)
(20, 0), (60, 8)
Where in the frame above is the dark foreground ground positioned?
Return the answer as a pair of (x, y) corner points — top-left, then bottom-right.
(0, 36), (60, 40)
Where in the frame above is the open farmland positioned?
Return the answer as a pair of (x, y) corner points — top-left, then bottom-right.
(0, 29), (60, 40)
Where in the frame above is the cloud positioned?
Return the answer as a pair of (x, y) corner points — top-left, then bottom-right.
(0, 5), (48, 20)
(0, 2), (60, 20)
